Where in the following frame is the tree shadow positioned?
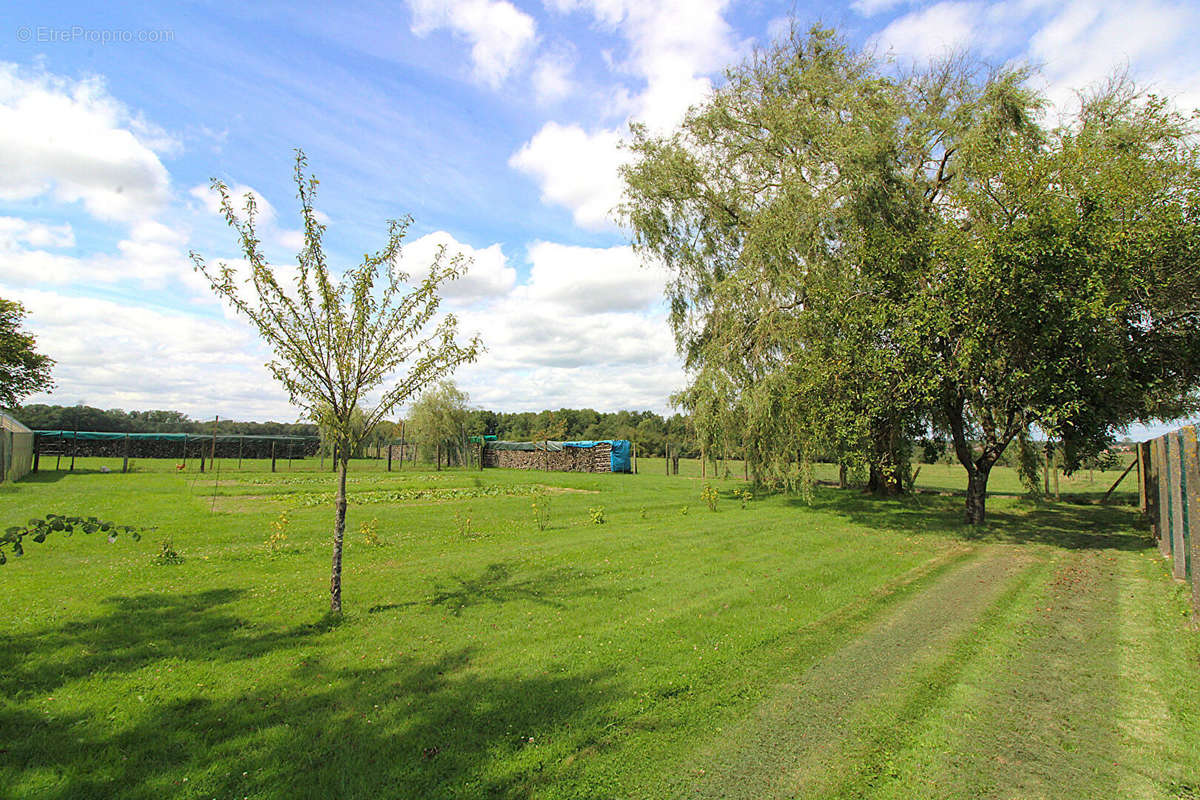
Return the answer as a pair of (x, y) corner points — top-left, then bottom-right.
(0, 589), (619, 799)
(795, 488), (1153, 552)
(0, 589), (337, 700)
(428, 562), (605, 617)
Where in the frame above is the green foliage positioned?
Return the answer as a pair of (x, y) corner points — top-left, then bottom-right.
(358, 517), (383, 547)
(288, 484), (543, 507)
(265, 510), (290, 555)
(0, 298), (54, 409)
(152, 537), (184, 566)
(735, 488), (754, 509)
(452, 509), (475, 537)
(531, 491), (550, 531)
(588, 506), (606, 525)
(621, 25), (1200, 524)
(407, 381), (473, 465)
(700, 484), (719, 512)
(1, 513), (151, 565)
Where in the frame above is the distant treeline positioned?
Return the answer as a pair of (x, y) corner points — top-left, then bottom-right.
(15, 404), (319, 438)
(11, 404), (699, 458)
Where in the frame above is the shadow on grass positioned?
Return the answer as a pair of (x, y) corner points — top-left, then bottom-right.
(369, 561), (610, 617)
(795, 488), (1153, 552)
(0, 588), (616, 799)
(0, 589), (321, 699)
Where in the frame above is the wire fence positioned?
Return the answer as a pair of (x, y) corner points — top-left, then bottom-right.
(1140, 424), (1199, 609)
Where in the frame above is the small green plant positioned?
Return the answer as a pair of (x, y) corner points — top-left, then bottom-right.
(701, 484), (719, 512)
(454, 510), (474, 537)
(1, 514), (153, 565)
(589, 506), (606, 525)
(265, 509), (290, 555)
(639, 506), (648, 520)
(735, 488), (753, 509)
(680, 505), (689, 516)
(359, 517), (383, 547)
(152, 537), (184, 565)
(531, 491), (550, 531)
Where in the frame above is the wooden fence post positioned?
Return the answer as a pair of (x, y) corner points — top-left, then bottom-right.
(1175, 428), (1193, 585)
(1043, 442), (1050, 496)
(1157, 437), (1172, 558)
(387, 444), (392, 472)
(1182, 426), (1200, 610)
(209, 417), (219, 475)
(122, 434), (130, 473)
(271, 440), (276, 473)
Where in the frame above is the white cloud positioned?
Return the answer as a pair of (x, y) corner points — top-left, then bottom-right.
(399, 230), (517, 302)
(871, 2), (980, 63)
(1024, 0), (1200, 115)
(513, 0), (741, 231)
(551, 0), (738, 129)
(0, 219), (191, 288)
(509, 122), (629, 230)
(9, 287), (294, 420)
(0, 63), (173, 223)
(532, 49), (575, 104)
(0, 217), (75, 249)
(521, 241), (666, 313)
(852, 0), (909, 16)
(408, 0), (538, 87)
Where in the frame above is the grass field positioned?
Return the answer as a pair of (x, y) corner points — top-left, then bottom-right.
(1, 458), (1197, 799)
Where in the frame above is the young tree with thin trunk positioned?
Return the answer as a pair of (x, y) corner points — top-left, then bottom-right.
(191, 151), (481, 613)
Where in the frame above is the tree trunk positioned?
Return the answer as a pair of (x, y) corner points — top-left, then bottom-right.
(964, 463), (989, 524)
(330, 451), (348, 614)
(839, 463), (848, 489)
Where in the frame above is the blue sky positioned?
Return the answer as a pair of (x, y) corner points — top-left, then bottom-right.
(1, 0), (1198, 437)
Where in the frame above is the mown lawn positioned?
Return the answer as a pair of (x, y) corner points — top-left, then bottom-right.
(0, 458), (1195, 799)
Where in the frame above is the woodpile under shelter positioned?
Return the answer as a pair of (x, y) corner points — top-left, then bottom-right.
(482, 440), (632, 473)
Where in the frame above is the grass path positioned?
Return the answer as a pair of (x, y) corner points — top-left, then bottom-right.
(673, 544), (1200, 800)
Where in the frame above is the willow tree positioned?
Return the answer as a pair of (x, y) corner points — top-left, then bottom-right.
(622, 25), (1200, 524)
(191, 151), (481, 612)
(620, 26), (930, 495)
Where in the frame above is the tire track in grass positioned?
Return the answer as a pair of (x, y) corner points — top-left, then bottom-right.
(848, 548), (1176, 800)
(1113, 553), (1200, 799)
(673, 545), (1042, 800)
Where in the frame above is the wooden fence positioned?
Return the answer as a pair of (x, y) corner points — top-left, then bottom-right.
(1140, 425), (1199, 609)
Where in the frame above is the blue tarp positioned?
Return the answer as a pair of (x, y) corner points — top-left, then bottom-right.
(561, 440), (632, 473)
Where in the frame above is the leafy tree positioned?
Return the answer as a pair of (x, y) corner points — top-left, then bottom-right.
(0, 298), (54, 409)
(191, 151), (481, 612)
(621, 25), (1200, 523)
(406, 380), (472, 466)
(914, 73), (1200, 522)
